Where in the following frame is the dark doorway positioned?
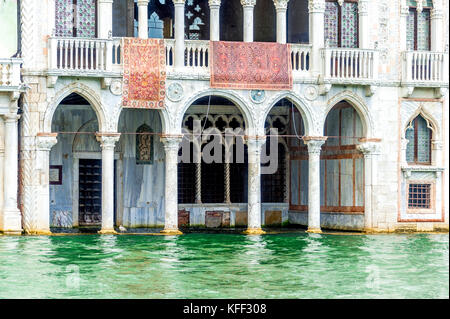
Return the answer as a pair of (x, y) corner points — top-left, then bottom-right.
(79, 159), (102, 227)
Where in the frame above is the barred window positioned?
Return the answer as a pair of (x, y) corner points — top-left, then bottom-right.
(408, 183), (431, 209)
(405, 115), (432, 165)
(324, 0), (358, 48)
(406, 1), (432, 51)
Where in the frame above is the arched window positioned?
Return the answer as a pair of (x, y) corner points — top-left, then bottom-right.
(185, 0), (209, 40)
(55, 0), (97, 37)
(136, 124), (154, 165)
(324, 0), (358, 48)
(406, 0), (433, 51)
(405, 115), (432, 164)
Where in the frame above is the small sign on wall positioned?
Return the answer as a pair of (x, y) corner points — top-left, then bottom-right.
(49, 165), (62, 185)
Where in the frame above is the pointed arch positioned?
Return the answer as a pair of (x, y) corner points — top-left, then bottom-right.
(403, 106), (440, 140)
(324, 90), (374, 138)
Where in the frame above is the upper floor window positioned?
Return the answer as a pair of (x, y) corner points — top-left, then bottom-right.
(324, 0), (358, 48)
(55, 0), (97, 37)
(406, 0), (432, 51)
(405, 114), (432, 165)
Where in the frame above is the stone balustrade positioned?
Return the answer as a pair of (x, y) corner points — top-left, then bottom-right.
(0, 58), (22, 88)
(402, 51), (448, 86)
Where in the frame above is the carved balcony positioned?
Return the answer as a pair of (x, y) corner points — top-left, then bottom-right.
(401, 51), (449, 97)
(320, 48), (379, 96)
(0, 58), (23, 100)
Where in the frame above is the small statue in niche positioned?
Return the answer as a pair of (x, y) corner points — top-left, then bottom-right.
(136, 124), (154, 165)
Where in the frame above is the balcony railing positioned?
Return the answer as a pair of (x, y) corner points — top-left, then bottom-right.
(402, 51), (448, 85)
(321, 48), (378, 83)
(290, 44), (311, 77)
(48, 37), (122, 74)
(0, 58), (22, 88)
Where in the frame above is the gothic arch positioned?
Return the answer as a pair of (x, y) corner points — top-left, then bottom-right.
(178, 89), (254, 134)
(44, 82), (107, 133)
(403, 107), (440, 140)
(264, 92), (315, 137)
(324, 90), (375, 138)
(113, 103), (169, 135)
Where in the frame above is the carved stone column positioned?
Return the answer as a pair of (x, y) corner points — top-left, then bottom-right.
(96, 133), (121, 234)
(98, 0), (114, 38)
(241, 0), (256, 42)
(35, 133), (59, 235)
(358, 0), (369, 49)
(174, 0), (186, 68)
(244, 136), (266, 235)
(431, 0), (444, 52)
(209, 0), (221, 41)
(308, 0), (325, 76)
(137, 0), (149, 39)
(0, 112), (22, 234)
(273, 0), (289, 44)
(303, 136), (326, 233)
(161, 135), (183, 235)
(357, 140), (381, 232)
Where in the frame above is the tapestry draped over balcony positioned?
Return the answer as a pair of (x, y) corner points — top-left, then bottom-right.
(122, 38), (166, 109)
(210, 41), (292, 90)
(55, 0), (96, 38)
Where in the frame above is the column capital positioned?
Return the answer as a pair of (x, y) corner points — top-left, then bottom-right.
(308, 0), (325, 13)
(161, 134), (183, 151)
(358, 0), (369, 15)
(273, 0), (289, 10)
(241, 0), (256, 7)
(2, 112), (20, 123)
(137, 0), (150, 5)
(173, 0), (186, 5)
(209, 0), (221, 7)
(432, 140), (444, 150)
(303, 136), (327, 154)
(357, 141), (381, 156)
(98, 0), (114, 3)
(245, 136), (267, 150)
(36, 133), (58, 151)
(95, 133), (121, 149)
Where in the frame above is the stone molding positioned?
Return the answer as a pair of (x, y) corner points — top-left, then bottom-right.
(357, 141), (381, 155)
(173, 0), (186, 5)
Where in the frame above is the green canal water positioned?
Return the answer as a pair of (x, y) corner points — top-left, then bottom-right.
(0, 232), (448, 299)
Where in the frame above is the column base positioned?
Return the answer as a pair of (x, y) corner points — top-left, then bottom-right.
(1, 208), (22, 235)
(160, 228), (183, 235)
(26, 230), (52, 236)
(306, 228), (322, 234)
(98, 229), (118, 235)
(243, 228), (266, 235)
(1, 230), (23, 235)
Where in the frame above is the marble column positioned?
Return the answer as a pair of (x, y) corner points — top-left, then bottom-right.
(358, 0), (369, 49)
(174, 0), (186, 68)
(308, 0), (325, 76)
(98, 0), (114, 38)
(273, 0), (289, 44)
(245, 136), (266, 235)
(137, 0), (149, 39)
(303, 136), (326, 233)
(96, 133), (121, 234)
(161, 135), (183, 235)
(35, 133), (58, 235)
(431, 0), (444, 52)
(241, 0), (256, 42)
(357, 141), (381, 232)
(0, 112), (22, 234)
(209, 0), (221, 41)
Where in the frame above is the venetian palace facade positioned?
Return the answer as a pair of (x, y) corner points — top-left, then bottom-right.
(0, 0), (448, 235)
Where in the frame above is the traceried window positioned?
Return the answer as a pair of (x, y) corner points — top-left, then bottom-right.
(405, 115), (432, 165)
(134, 0), (174, 38)
(324, 0), (358, 48)
(408, 183), (432, 209)
(55, 0), (96, 37)
(406, 1), (432, 51)
(185, 0), (209, 40)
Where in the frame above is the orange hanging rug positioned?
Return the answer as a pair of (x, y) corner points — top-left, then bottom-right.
(210, 41), (292, 90)
(122, 38), (166, 109)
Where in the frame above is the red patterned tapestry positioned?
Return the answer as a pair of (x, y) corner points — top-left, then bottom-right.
(210, 41), (292, 90)
(122, 38), (166, 109)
